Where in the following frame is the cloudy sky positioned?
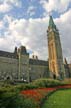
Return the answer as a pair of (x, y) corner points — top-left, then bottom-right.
(0, 0), (71, 62)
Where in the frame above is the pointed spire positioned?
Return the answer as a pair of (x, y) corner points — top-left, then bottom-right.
(49, 16), (56, 29)
(64, 58), (68, 65)
(14, 47), (17, 54)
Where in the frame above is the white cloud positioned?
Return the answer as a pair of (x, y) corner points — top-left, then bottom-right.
(0, 9), (71, 62)
(27, 6), (36, 16)
(55, 9), (71, 62)
(0, 2), (11, 13)
(0, 0), (22, 13)
(0, 15), (49, 60)
(0, 21), (3, 28)
(5, 0), (22, 7)
(40, 0), (71, 14)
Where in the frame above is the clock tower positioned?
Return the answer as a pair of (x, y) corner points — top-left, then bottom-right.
(47, 16), (65, 79)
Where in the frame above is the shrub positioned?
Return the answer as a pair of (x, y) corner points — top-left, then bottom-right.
(33, 78), (62, 87)
(15, 83), (39, 91)
(23, 97), (38, 108)
(14, 78), (63, 91)
(0, 86), (38, 108)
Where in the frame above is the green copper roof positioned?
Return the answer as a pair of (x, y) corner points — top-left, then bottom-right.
(49, 16), (56, 28)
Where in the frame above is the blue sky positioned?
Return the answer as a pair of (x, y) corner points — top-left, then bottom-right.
(0, 0), (71, 19)
(0, 0), (71, 62)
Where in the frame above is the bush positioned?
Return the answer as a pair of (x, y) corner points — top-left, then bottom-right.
(0, 86), (38, 108)
(33, 78), (62, 87)
(23, 98), (38, 108)
(14, 78), (63, 91)
(15, 83), (39, 91)
(0, 79), (64, 108)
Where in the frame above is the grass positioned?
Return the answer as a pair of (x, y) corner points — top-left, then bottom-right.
(42, 89), (71, 108)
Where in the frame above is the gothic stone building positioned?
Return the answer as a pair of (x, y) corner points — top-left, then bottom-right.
(0, 16), (71, 81)
(0, 46), (48, 82)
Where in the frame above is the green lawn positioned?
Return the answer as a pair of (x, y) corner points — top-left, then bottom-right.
(42, 89), (71, 108)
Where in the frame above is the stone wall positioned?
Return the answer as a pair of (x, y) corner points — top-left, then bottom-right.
(0, 57), (18, 80)
(0, 53), (49, 82)
(29, 64), (49, 81)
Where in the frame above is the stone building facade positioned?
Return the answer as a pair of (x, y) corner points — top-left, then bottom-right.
(64, 58), (71, 78)
(0, 46), (48, 82)
(0, 16), (71, 81)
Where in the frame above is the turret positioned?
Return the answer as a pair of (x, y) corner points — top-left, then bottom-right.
(14, 47), (17, 54)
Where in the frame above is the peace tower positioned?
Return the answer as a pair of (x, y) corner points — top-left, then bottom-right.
(47, 16), (65, 79)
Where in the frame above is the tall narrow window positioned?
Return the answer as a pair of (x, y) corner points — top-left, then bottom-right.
(51, 43), (54, 59)
(52, 62), (55, 72)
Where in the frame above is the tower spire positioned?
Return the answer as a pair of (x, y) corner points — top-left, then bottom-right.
(49, 16), (56, 29)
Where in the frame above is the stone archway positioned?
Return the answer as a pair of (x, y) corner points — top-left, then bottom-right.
(6, 76), (10, 80)
(5, 75), (12, 80)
